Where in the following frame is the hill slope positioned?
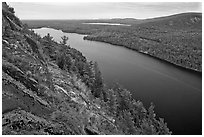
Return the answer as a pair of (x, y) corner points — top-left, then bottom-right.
(23, 12), (202, 72)
(133, 12), (201, 30)
(2, 3), (171, 135)
(84, 12), (202, 72)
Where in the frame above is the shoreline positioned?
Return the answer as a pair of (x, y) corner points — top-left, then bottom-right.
(83, 37), (202, 75)
(32, 26), (202, 75)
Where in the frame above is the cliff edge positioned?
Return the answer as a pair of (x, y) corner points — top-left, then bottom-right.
(2, 3), (171, 135)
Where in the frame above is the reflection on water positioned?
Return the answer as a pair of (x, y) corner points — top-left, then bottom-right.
(34, 27), (202, 135)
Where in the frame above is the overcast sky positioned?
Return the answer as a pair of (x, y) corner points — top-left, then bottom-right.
(8, 2), (202, 20)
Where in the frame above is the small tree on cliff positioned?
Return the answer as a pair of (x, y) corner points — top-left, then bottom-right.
(42, 33), (54, 57)
(43, 33), (53, 42)
(91, 62), (103, 98)
(60, 35), (69, 45)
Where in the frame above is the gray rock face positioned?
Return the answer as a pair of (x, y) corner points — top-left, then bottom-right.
(2, 3), (171, 135)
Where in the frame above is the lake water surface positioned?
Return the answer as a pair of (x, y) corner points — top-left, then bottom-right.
(34, 27), (202, 135)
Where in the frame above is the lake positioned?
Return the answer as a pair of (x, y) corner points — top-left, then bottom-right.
(34, 27), (202, 135)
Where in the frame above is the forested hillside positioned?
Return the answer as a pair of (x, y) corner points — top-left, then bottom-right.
(24, 12), (202, 72)
(2, 3), (171, 135)
(84, 12), (202, 72)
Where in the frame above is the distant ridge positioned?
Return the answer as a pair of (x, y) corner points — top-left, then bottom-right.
(136, 12), (202, 30)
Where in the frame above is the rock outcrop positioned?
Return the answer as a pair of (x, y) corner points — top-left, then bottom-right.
(2, 3), (171, 135)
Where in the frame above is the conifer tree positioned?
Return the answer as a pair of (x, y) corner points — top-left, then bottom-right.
(60, 35), (69, 45)
(92, 62), (103, 98)
(43, 33), (53, 42)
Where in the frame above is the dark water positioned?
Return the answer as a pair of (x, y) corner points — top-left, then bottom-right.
(34, 27), (202, 135)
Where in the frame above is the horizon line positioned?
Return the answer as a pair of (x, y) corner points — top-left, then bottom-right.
(21, 11), (202, 20)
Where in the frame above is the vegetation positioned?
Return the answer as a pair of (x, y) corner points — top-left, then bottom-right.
(60, 35), (69, 45)
(2, 2), (171, 135)
(24, 12), (202, 72)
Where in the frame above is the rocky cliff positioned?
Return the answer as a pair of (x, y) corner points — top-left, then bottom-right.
(2, 3), (171, 135)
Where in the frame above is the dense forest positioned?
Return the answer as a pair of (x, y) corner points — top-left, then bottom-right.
(24, 12), (202, 72)
(2, 3), (171, 135)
